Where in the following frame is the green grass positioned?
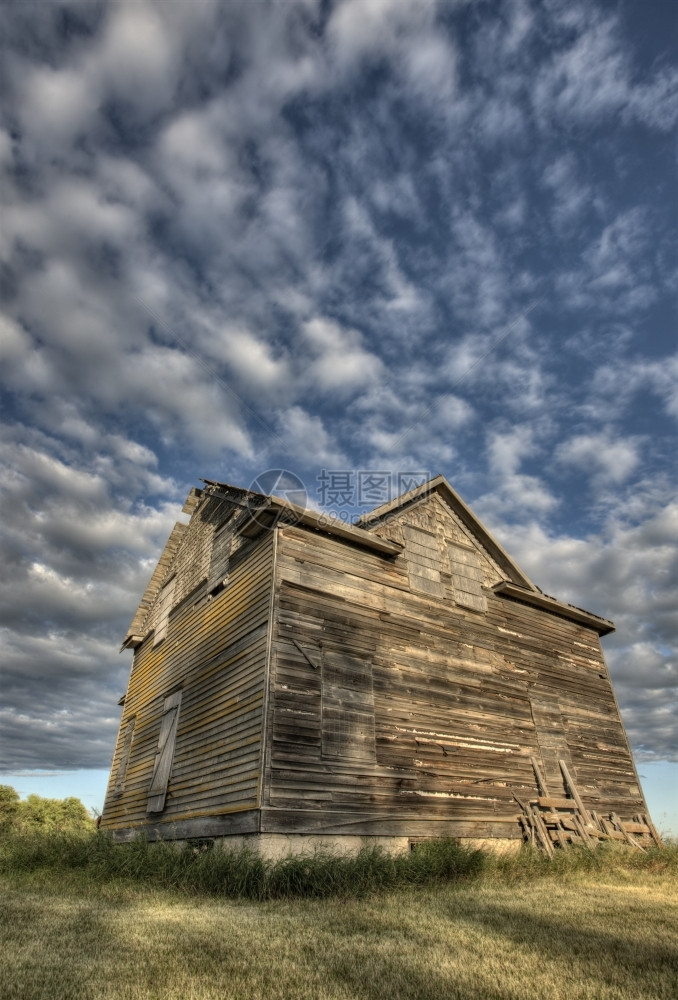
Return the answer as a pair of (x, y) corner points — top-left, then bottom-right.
(1, 835), (677, 999)
(0, 831), (491, 898)
(2, 829), (676, 899)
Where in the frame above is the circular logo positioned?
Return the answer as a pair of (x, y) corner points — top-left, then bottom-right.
(247, 469), (308, 530)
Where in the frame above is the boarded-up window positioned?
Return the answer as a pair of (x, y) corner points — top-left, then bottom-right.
(529, 690), (574, 794)
(322, 651), (376, 762)
(147, 691), (182, 814)
(403, 524), (444, 598)
(113, 718), (135, 796)
(449, 542), (487, 612)
(153, 577), (176, 646)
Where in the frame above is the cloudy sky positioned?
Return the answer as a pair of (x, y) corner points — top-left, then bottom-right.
(0, 0), (676, 828)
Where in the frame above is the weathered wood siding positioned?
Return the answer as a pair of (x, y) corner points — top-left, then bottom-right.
(101, 501), (274, 839)
(262, 497), (644, 839)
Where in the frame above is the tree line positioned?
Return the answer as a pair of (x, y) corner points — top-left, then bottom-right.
(0, 784), (95, 834)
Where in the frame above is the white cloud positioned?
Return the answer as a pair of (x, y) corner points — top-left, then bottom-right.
(541, 152), (597, 232)
(214, 328), (291, 395)
(92, 0), (180, 115)
(328, 0), (457, 100)
(0, 314), (32, 364)
(121, 346), (255, 457)
(487, 425), (536, 477)
(302, 316), (383, 394)
(18, 63), (99, 145)
(532, 5), (678, 133)
(625, 64), (678, 132)
(158, 105), (235, 178)
(556, 431), (641, 486)
(0, 0), (675, 777)
(475, 425), (557, 518)
(1, 440), (107, 504)
(0, 128), (13, 167)
(532, 10), (627, 126)
(442, 211), (511, 328)
(108, 435), (158, 468)
(585, 354), (678, 423)
(278, 405), (345, 466)
(341, 196), (428, 319)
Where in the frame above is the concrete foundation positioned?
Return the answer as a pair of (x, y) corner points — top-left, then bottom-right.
(458, 838), (522, 855)
(197, 833), (523, 860)
(212, 833), (412, 860)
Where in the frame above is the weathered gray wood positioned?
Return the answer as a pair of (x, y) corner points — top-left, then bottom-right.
(207, 520), (232, 593)
(643, 812), (663, 848)
(531, 756), (550, 797)
(620, 820), (651, 835)
(449, 542), (487, 612)
(611, 812), (646, 852)
(403, 525), (445, 598)
(259, 807), (520, 838)
(111, 808), (260, 842)
(291, 638), (321, 670)
(147, 691), (182, 813)
(572, 813), (594, 849)
(530, 806), (554, 856)
(102, 528), (274, 830)
(553, 822), (569, 850)
(113, 719), (135, 796)
(153, 577), (176, 646)
(559, 760), (593, 825)
(321, 651), (376, 763)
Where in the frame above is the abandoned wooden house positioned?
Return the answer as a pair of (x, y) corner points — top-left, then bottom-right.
(100, 475), (660, 854)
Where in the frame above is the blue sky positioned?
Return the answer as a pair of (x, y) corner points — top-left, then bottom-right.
(0, 0), (676, 832)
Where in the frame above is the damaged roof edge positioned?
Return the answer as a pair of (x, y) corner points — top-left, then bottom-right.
(122, 478), (614, 649)
(493, 581), (615, 636)
(201, 479), (402, 556)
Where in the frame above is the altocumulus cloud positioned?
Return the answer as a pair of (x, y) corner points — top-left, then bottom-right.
(0, 0), (675, 772)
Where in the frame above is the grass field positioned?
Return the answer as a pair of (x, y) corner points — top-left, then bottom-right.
(1, 836), (677, 1000)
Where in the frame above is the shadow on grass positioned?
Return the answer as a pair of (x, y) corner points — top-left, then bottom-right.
(144, 876), (678, 1000)
(1, 892), (115, 1000)
(2, 878), (677, 1000)
(311, 887), (678, 1000)
(445, 892), (678, 991)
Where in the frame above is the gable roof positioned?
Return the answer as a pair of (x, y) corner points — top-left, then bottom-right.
(356, 475), (614, 635)
(356, 475), (537, 590)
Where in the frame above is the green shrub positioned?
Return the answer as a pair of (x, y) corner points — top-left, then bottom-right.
(0, 785), (95, 835)
(0, 785), (20, 833)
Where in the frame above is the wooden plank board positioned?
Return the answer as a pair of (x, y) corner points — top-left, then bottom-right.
(147, 692), (182, 813)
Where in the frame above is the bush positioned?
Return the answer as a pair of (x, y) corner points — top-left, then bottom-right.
(0, 786), (20, 833)
(0, 785), (96, 835)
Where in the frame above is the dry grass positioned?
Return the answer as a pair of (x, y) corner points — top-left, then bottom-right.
(1, 855), (677, 1000)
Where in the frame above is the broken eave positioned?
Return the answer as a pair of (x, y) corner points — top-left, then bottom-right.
(201, 479), (402, 557)
(492, 581), (615, 636)
(120, 634), (145, 650)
